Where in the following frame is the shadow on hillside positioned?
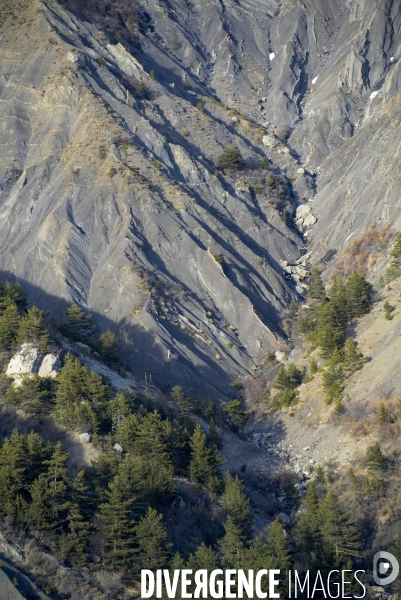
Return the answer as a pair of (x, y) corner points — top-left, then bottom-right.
(0, 269), (236, 402)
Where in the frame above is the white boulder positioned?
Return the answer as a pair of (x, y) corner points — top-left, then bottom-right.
(303, 214), (317, 227)
(67, 52), (79, 63)
(114, 443), (124, 454)
(6, 344), (42, 378)
(80, 432), (91, 443)
(295, 204), (311, 219)
(297, 167), (305, 174)
(275, 351), (286, 362)
(262, 135), (278, 148)
(38, 354), (61, 378)
(294, 267), (308, 278)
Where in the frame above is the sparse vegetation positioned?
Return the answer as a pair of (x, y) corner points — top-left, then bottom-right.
(384, 299), (395, 319)
(337, 225), (393, 276)
(386, 231), (401, 282)
(218, 144), (243, 170)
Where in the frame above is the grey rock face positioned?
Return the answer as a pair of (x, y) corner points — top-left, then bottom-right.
(0, 0), (400, 396)
(38, 354), (61, 378)
(6, 344), (42, 382)
(0, 570), (24, 600)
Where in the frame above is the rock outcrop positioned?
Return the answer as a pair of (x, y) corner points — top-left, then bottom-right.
(38, 354), (62, 378)
(6, 344), (42, 381)
(6, 345), (60, 384)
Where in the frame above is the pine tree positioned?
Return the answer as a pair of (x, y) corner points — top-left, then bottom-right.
(311, 301), (344, 358)
(295, 482), (322, 564)
(345, 272), (373, 319)
(61, 304), (97, 341)
(54, 354), (109, 431)
(377, 401), (393, 424)
(133, 410), (173, 469)
(329, 274), (348, 329)
(189, 424), (224, 488)
(241, 520), (291, 592)
(81, 369), (110, 429)
(29, 476), (52, 530)
(366, 442), (387, 472)
(98, 329), (120, 362)
(218, 515), (246, 568)
(218, 144), (243, 170)
(41, 442), (71, 530)
(54, 353), (86, 428)
(308, 268), (326, 301)
(171, 551), (185, 571)
(319, 490), (360, 558)
(135, 507), (171, 573)
(334, 399), (345, 415)
(0, 282), (27, 313)
(117, 455), (176, 514)
(322, 364), (343, 404)
(0, 431), (30, 515)
(222, 399), (248, 429)
(6, 375), (47, 414)
(187, 542), (219, 570)
(17, 306), (48, 351)
(25, 431), (52, 484)
(170, 385), (191, 414)
(109, 393), (132, 432)
(220, 475), (253, 540)
(274, 363), (303, 391)
(0, 302), (21, 350)
(99, 478), (136, 569)
(386, 232), (401, 281)
(62, 504), (90, 568)
(284, 299), (298, 336)
(343, 338), (365, 374)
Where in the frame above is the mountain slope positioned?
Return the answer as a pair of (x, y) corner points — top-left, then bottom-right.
(0, 0), (400, 396)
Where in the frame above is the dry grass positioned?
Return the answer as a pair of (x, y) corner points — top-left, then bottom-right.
(336, 225), (394, 276)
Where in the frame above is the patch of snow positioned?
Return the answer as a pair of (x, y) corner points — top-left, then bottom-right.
(312, 76), (318, 84)
(390, 56), (395, 62)
(370, 90), (379, 100)
(343, 231), (356, 244)
(187, 90), (196, 95)
(269, 52), (275, 61)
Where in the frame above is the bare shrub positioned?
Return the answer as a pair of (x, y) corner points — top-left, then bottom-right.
(336, 225), (394, 276)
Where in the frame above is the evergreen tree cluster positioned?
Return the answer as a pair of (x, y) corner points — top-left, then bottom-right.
(295, 483), (360, 579)
(0, 282), (47, 352)
(272, 363), (304, 409)
(299, 269), (372, 358)
(296, 269), (371, 407)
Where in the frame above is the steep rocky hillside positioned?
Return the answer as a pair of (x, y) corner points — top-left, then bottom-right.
(0, 0), (400, 398)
